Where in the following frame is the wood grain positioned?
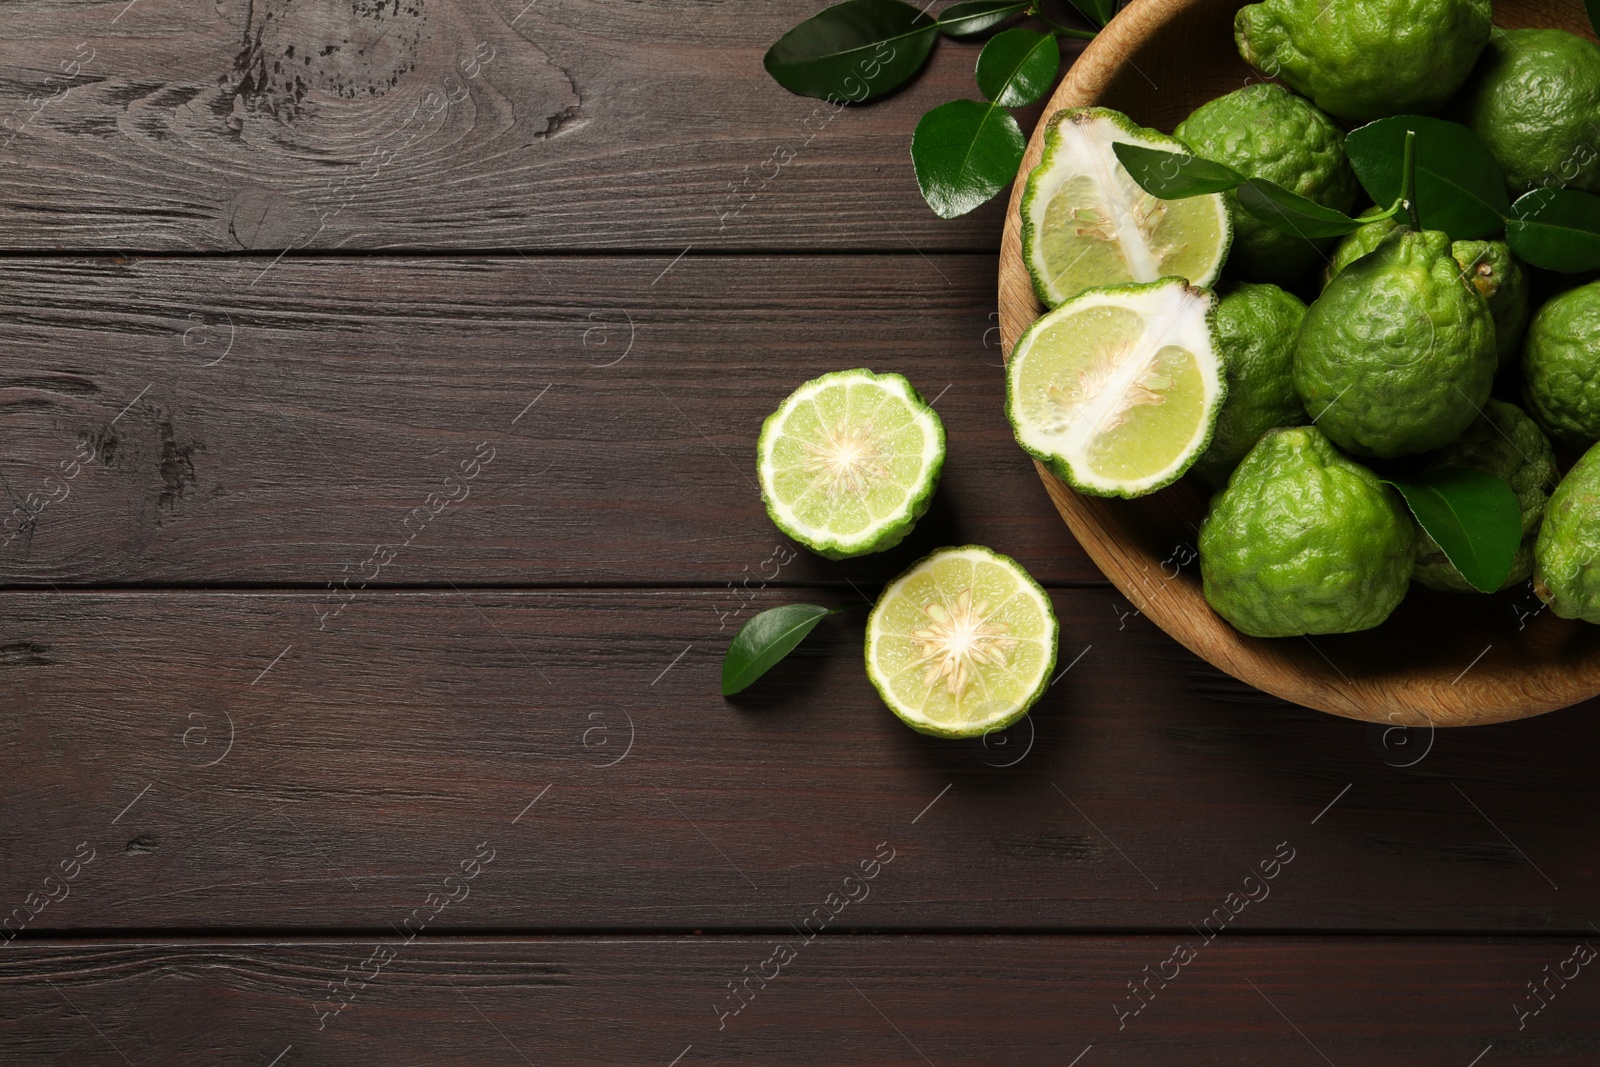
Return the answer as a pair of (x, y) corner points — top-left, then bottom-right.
(996, 0), (1600, 726)
(0, 254), (1094, 586)
(1, 589), (1596, 932)
(0, 0), (1078, 253)
(3, 937), (1598, 1065)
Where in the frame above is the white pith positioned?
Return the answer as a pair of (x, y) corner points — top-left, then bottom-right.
(866, 547), (1057, 731)
(1009, 280), (1222, 495)
(759, 373), (940, 549)
(1024, 111), (1229, 305)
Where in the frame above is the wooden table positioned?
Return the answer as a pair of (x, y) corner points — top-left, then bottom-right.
(2, 3), (1597, 1063)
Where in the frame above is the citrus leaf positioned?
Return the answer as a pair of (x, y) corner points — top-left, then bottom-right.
(1344, 115), (1510, 239)
(1112, 142), (1244, 198)
(1385, 468), (1521, 594)
(721, 604), (841, 696)
(1235, 178), (1374, 239)
(1067, 0), (1116, 27)
(1506, 188), (1600, 272)
(938, 0), (1028, 38)
(764, 0), (939, 102)
(912, 98), (1026, 218)
(975, 27), (1059, 107)
(1590, 0), (1600, 40)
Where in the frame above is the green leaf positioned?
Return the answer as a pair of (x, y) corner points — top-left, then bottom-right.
(1589, 0), (1600, 41)
(911, 97), (1026, 218)
(1386, 469), (1521, 594)
(1067, 0), (1117, 27)
(1344, 115), (1510, 239)
(721, 604), (840, 695)
(1111, 142), (1245, 198)
(1506, 187), (1600, 272)
(1235, 178), (1376, 239)
(975, 28), (1059, 107)
(764, 0), (939, 103)
(938, 0), (1028, 38)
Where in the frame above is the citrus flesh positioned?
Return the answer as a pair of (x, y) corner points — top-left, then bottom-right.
(758, 369), (945, 560)
(1021, 107), (1231, 308)
(1007, 278), (1223, 497)
(866, 546), (1058, 737)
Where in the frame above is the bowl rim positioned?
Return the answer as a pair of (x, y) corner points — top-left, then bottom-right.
(995, 0), (1600, 727)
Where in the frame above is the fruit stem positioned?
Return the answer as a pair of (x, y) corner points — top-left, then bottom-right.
(1401, 128), (1421, 231)
(1027, 6), (1098, 39)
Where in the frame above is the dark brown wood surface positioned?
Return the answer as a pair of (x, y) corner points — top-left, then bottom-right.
(3, 0), (1599, 1060)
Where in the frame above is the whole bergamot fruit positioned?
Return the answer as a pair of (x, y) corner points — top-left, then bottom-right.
(1174, 84), (1359, 281)
(1415, 400), (1559, 593)
(1535, 440), (1600, 623)
(1200, 425), (1415, 637)
(1235, 0), (1491, 120)
(1523, 279), (1600, 449)
(1327, 221), (1529, 372)
(1295, 227), (1496, 458)
(1190, 282), (1308, 487)
(1455, 28), (1600, 195)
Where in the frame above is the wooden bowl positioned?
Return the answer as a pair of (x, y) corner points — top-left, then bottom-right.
(998, 0), (1600, 726)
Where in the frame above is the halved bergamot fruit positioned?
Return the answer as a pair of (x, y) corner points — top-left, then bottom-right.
(758, 369), (945, 559)
(866, 545), (1058, 738)
(1006, 277), (1224, 498)
(1021, 107), (1231, 308)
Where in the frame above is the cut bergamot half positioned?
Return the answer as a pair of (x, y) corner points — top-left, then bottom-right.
(1007, 277), (1224, 498)
(1022, 107), (1231, 308)
(866, 545), (1058, 738)
(758, 368), (945, 559)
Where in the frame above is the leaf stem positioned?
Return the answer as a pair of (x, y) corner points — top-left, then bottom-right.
(1401, 128), (1421, 231)
(1026, 6), (1097, 39)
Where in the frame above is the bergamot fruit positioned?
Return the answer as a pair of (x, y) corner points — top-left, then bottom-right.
(1235, 0), (1491, 120)
(1190, 282), (1308, 487)
(758, 369), (945, 559)
(1021, 107), (1232, 308)
(1455, 28), (1600, 195)
(1006, 277), (1224, 497)
(1174, 84), (1359, 281)
(1415, 400), (1559, 593)
(1535, 441), (1600, 624)
(866, 545), (1058, 737)
(1294, 227), (1496, 458)
(1200, 426), (1415, 637)
(1523, 279), (1600, 449)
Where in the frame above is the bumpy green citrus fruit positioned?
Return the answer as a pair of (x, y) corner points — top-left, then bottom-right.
(1295, 227), (1496, 458)
(1199, 426), (1415, 637)
(1235, 0), (1491, 120)
(1452, 239), (1530, 371)
(1190, 282), (1308, 487)
(1021, 108), (1232, 308)
(1523, 279), (1600, 449)
(1535, 441), (1600, 624)
(1328, 219), (1529, 372)
(1455, 28), (1600, 195)
(1415, 400), (1559, 593)
(758, 369), (945, 559)
(1174, 84), (1358, 281)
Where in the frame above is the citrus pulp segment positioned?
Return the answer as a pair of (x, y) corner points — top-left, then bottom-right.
(866, 546), (1058, 737)
(1021, 107), (1231, 308)
(758, 369), (946, 559)
(1006, 278), (1224, 497)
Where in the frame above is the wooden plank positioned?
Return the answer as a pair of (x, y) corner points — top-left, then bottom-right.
(2, 588), (1596, 932)
(2, 936), (1597, 1064)
(0, 0), (1076, 252)
(0, 254), (1096, 586)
